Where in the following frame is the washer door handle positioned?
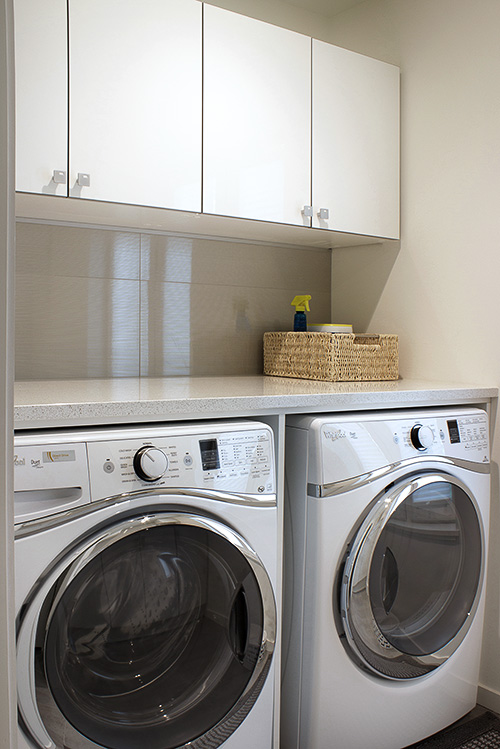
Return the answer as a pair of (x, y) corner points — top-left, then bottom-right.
(229, 586), (249, 662)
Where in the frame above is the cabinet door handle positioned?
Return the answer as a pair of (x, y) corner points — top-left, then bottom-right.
(302, 205), (313, 218)
(77, 172), (91, 187)
(52, 170), (67, 184)
(317, 208), (329, 220)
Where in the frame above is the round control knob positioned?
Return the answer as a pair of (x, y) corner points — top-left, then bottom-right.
(133, 446), (168, 482)
(410, 424), (434, 451)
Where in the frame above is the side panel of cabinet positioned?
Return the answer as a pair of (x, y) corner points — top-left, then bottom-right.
(203, 5), (311, 226)
(69, 0), (202, 211)
(312, 40), (400, 239)
(14, 0), (68, 195)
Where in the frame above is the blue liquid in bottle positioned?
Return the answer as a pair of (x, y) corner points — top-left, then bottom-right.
(294, 311), (307, 331)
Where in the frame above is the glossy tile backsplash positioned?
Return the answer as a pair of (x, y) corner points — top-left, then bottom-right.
(15, 222), (331, 380)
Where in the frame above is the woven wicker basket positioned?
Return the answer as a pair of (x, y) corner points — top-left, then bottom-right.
(263, 332), (399, 382)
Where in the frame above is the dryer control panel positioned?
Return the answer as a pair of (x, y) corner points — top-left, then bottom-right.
(301, 407), (490, 486)
(395, 411), (488, 458)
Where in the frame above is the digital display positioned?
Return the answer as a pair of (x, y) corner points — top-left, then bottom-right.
(447, 420), (461, 444)
(199, 438), (220, 471)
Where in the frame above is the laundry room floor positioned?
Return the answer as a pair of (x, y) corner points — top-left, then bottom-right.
(407, 706), (500, 748)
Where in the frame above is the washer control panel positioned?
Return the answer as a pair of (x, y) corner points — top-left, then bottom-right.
(14, 421), (275, 523)
(87, 426), (275, 500)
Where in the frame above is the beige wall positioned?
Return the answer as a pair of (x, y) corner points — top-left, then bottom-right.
(326, 0), (500, 708)
(15, 222), (331, 380)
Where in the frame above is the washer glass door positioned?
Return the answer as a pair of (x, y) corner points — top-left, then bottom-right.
(28, 512), (275, 749)
(340, 474), (483, 680)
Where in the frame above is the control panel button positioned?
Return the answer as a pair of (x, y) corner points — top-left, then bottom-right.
(410, 424), (434, 451)
(133, 446), (168, 482)
(103, 460), (115, 474)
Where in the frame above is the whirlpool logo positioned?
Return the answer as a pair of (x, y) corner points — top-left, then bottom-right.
(13, 454), (26, 467)
(323, 429), (347, 442)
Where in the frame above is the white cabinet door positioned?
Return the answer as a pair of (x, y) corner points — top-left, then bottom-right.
(312, 40), (400, 239)
(203, 5), (311, 226)
(69, 0), (202, 211)
(14, 0), (68, 195)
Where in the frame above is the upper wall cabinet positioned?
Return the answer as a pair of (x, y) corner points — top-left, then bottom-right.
(69, 0), (201, 210)
(203, 7), (399, 239)
(14, 0), (202, 212)
(203, 5), (312, 227)
(14, 1), (399, 241)
(312, 40), (400, 239)
(15, 0), (68, 196)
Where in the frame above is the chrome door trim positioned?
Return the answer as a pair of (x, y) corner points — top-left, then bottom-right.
(308, 455), (490, 498)
(17, 512), (276, 749)
(339, 472), (485, 680)
(15, 486), (276, 539)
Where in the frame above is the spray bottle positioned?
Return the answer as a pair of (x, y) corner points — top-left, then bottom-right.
(291, 295), (311, 332)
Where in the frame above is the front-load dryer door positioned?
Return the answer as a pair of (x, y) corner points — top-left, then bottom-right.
(17, 511), (276, 749)
(339, 473), (484, 680)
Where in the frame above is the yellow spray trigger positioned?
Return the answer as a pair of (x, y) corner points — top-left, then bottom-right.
(291, 295), (311, 312)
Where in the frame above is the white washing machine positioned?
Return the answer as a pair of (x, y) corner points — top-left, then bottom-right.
(282, 407), (490, 749)
(14, 420), (278, 749)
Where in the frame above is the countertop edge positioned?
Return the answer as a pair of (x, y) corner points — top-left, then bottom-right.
(13, 378), (499, 430)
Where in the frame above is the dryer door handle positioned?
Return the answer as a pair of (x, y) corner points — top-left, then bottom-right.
(381, 546), (399, 615)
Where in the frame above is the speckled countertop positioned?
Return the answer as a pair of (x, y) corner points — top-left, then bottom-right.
(13, 376), (498, 430)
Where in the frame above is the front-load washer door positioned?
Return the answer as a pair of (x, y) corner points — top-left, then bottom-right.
(339, 473), (484, 680)
(17, 511), (276, 749)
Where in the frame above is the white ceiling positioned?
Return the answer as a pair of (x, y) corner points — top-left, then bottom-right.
(283, 0), (366, 18)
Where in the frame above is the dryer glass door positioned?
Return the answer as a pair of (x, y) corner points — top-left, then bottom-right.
(340, 473), (483, 680)
(28, 513), (275, 749)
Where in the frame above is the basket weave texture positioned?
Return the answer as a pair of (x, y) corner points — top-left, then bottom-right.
(263, 332), (399, 382)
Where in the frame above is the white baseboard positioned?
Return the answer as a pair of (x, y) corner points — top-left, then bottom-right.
(477, 684), (500, 714)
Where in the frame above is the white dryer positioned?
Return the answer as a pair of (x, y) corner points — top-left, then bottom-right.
(282, 407), (490, 749)
(14, 420), (278, 749)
